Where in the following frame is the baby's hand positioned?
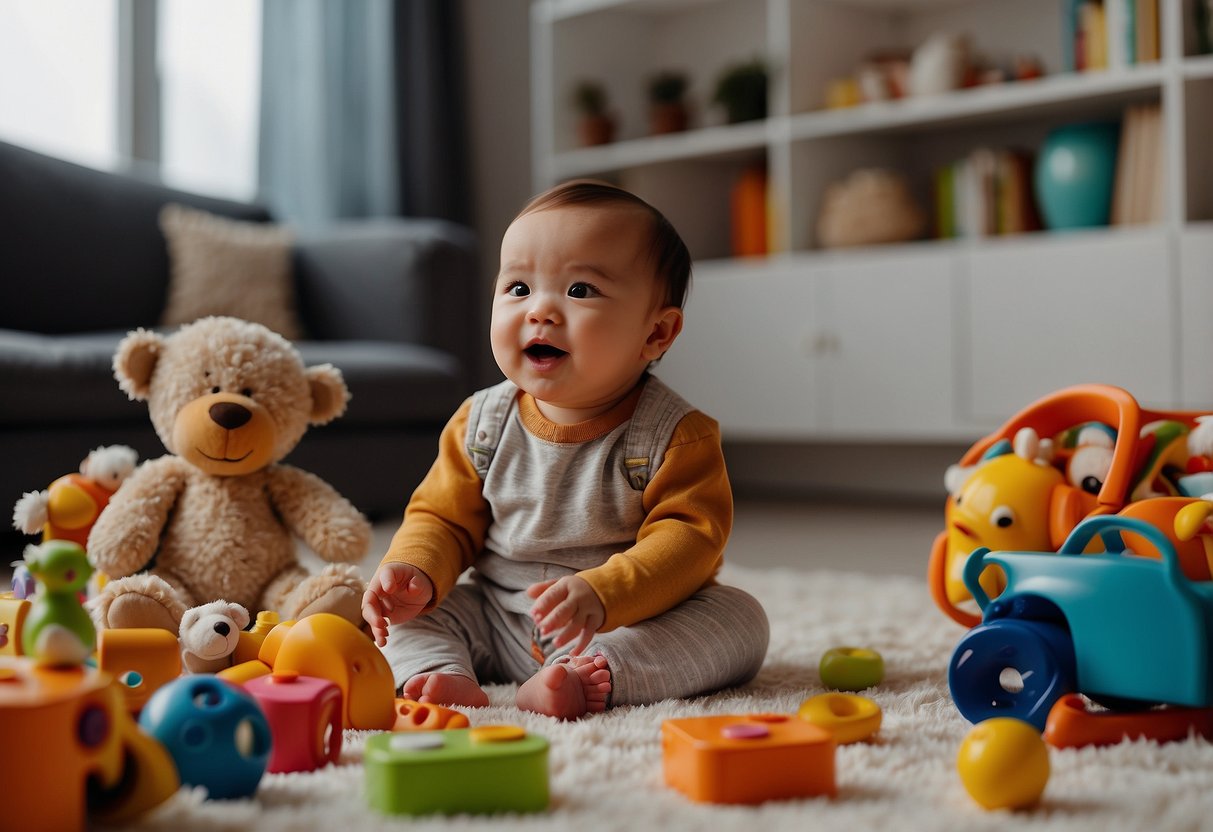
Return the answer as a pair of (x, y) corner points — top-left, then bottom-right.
(362, 562), (434, 648)
(527, 575), (605, 656)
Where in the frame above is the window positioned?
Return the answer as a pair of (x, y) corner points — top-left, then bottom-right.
(0, 1), (120, 170)
(0, 0), (262, 201)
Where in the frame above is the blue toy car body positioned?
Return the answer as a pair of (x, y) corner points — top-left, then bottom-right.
(949, 515), (1213, 730)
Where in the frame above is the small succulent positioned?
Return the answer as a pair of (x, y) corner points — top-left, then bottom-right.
(713, 59), (768, 123)
(572, 80), (609, 117)
(648, 71), (689, 104)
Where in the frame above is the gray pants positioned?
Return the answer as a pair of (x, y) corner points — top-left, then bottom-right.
(380, 579), (769, 706)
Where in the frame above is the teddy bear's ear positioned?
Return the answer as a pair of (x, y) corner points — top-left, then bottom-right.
(226, 603), (251, 631)
(305, 364), (350, 425)
(113, 328), (164, 401)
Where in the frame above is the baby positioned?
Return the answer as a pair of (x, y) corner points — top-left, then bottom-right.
(362, 180), (768, 718)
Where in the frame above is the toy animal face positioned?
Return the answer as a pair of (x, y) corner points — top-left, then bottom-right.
(24, 540), (94, 592)
(945, 448), (1062, 605)
(173, 391), (279, 476)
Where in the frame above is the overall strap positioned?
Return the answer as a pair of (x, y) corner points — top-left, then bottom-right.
(622, 375), (695, 491)
(465, 379), (520, 479)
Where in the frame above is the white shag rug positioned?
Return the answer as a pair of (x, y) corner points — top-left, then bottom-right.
(102, 565), (1213, 832)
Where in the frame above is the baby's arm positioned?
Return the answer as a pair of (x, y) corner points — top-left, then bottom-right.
(576, 410), (731, 631)
(362, 562), (434, 647)
(527, 575), (604, 655)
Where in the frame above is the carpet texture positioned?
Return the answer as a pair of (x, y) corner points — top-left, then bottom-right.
(104, 566), (1213, 831)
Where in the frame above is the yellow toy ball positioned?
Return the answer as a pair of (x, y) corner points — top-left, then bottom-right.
(957, 718), (1049, 810)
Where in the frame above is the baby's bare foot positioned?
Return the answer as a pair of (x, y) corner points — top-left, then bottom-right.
(516, 654), (611, 719)
(402, 672), (490, 707)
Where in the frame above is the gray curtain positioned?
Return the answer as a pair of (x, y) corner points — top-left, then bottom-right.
(258, 0), (469, 227)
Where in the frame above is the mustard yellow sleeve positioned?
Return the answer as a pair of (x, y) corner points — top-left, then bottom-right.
(380, 398), (490, 607)
(577, 410), (731, 631)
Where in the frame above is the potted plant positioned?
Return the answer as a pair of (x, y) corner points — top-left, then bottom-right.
(713, 59), (768, 124)
(648, 70), (690, 135)
(572, 80), (615, 147)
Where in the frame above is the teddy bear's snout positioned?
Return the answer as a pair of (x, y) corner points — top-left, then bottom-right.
(209, 402), (252, 430)
(213, 621), (231, 636)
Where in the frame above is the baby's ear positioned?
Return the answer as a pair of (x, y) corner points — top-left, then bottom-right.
(114, 328), (164, 401)
(642, 307), (684, 361)
(305, 364), (350, 425)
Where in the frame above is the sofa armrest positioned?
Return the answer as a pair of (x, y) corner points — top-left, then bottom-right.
(293, 218), (479, 381)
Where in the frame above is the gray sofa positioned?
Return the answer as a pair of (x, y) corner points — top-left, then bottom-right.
(0, 140), (479, 525)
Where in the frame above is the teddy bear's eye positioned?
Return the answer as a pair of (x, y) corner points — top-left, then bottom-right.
(211, 386), (220, 394)
(242, 388), (253, 398)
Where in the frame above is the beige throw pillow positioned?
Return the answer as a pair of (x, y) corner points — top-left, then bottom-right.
(159, 203), (303, 340)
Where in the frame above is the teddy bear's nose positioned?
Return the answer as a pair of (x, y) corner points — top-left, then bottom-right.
(213, 621), (231, 637)
(209, 402), (252, 430)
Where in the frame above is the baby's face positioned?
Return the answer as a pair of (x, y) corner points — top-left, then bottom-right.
(491, 204), (681, 423)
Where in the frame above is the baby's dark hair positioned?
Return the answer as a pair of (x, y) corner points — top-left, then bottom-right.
(515, 180), (691, 309)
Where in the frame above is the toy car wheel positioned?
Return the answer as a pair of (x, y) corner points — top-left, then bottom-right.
(948, 618), (1077, 732)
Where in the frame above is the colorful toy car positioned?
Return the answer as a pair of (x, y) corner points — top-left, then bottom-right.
(929, 384), (1210, 627)
(949, 514), (1213, 730)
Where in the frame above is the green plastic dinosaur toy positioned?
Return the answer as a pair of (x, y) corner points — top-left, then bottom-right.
(21, 539), (96, 665)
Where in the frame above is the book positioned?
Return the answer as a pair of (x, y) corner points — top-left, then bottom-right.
(1136, 0), (1159, 63)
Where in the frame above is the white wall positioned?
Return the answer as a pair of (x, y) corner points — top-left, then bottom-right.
(461, 0), (534, 386)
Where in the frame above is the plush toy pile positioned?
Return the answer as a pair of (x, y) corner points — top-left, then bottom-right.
(85, 316), (372, 636)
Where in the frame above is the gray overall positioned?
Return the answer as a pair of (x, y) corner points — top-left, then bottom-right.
(380, 376), (769, 705)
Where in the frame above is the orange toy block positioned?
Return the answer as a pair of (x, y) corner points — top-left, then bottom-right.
(0, 595), (30, 657)
(662, 713), (836, 804)
(0, 657), (178, 831)
(97, 628), (182, 713)
(393, 698), (471, 731)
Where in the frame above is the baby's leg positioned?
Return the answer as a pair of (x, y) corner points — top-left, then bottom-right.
(590, 585), (769, 706)
(379, 584), (498, 705)
(515, 654), (610, 719)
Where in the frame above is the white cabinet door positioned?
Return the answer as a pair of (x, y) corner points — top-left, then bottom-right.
(814, 249), (959, 439)
(962, 230), (1175, 424)
(1180, 228), (1213, 409)
(654, 264), (821, 439)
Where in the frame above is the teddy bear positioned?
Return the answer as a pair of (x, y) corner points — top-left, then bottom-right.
(178, 600), (249, 674)
(85, 316), (372, 636)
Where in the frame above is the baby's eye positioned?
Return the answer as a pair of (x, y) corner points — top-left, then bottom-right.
(568, 282), (599, 299)
(506, 281), (530, 297)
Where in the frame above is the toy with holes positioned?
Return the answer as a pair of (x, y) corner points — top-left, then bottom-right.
(11, 444), (138, 547)
(798, 693), (881, 744)
(244, 671), (342, 773)
(931, 384), (1210, 627)
(949, 514), (1213, 736)
(216, 612), (396, 729)
(97, 627), (182, 713)
(139, 674), (272, 799)
(21, 540), (95, 665)
(393, 697), (470, 731)
(662, 713), (836, 804)
(0, 656), (179, 830)
(365, 725), (549, 816)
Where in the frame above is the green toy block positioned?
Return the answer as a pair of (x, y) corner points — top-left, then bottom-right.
(364, 726), (549, 816)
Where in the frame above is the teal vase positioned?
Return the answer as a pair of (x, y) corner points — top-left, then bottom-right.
(1033, 122), (1120, 230)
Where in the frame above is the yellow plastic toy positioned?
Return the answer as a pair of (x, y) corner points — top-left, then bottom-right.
(97, 627), (183, 714)
(662, 713), (836, 804)
(0, 594), (30, 657)
(231, 609), (281, 665)
(956, 717), (1049, 810)
(797, 693), (881, 744)
(0, 656), (178, 830)
(218, 612), (395, 730)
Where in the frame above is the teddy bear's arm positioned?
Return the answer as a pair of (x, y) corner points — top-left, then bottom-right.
(265, 465), (371, 563)
(86, 456), (189, 577)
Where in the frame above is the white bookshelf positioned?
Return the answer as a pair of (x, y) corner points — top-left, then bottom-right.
(531, 0), (1213, 441)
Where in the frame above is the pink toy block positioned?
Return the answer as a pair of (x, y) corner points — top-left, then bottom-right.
(244, 671), (342, 773)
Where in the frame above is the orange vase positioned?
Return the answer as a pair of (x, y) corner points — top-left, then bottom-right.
(731, 166), (768, 256)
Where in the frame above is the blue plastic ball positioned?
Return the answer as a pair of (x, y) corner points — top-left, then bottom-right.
(1034, 122), (1120, 230)
(139, 675), (272, 799)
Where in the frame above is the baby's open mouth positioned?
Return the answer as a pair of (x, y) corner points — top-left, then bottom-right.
(524, 344), (568, 360)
